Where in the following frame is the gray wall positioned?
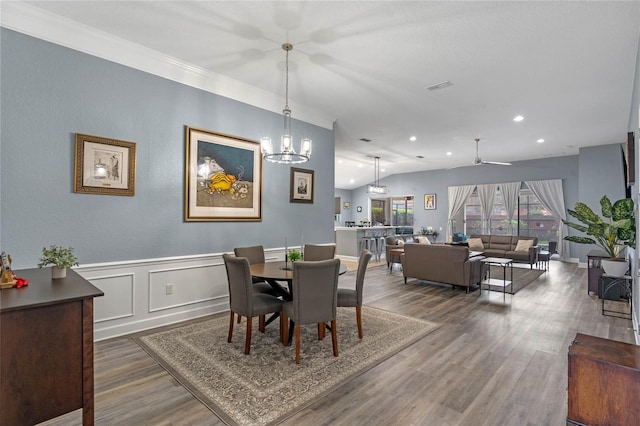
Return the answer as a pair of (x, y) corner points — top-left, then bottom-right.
(628, 28), (640, 337)
(334, 188), (353, 225)
(0, 29), (335, 269)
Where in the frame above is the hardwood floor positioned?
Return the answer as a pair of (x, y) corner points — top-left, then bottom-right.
(42, 260), (635, 426)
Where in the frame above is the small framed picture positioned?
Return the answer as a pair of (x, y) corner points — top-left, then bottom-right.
(74, 133), (136, 196)
(343, 201), (351, 209)
(424, 194), (436, 210)
(290, 167), (314, 203)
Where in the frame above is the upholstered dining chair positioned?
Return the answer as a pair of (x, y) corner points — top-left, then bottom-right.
(233, 245), (279, 323)
(222, 254), (284, 355)
(281, 258), (341, 364)
(303, 244), (336, 261)
(337, 249), (372, 339)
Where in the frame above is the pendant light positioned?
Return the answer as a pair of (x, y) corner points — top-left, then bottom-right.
(367, 156), (386, 194)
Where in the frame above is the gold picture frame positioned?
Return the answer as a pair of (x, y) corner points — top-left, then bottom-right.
(290, 167), (314, 203)
(74, 133), (136, 196)
(184, 126), (262, 221)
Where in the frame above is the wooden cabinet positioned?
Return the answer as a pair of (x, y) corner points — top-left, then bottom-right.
(587, 250), (609, 295)
(0, 268), (103, 425)
(568, 333), (640, 426)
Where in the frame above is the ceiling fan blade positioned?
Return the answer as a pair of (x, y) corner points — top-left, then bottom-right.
(481, 160), (512, 166)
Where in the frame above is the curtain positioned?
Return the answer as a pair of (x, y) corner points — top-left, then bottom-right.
(477, 184), (498, 234)
(524, 179), (567, 259)
(500, 182), (521, 235)
(447, 185), (476, 240)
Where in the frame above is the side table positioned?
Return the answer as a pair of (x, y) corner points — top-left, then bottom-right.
(480, 257), (514, 301)
(600, 274), (632, 319)
(537, 250), (550, 270)
(388, 248), (404, 272)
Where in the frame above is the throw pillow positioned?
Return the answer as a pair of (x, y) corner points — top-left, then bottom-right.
(467, 237), (484, 251)
(416, 236), (431, 245)
(515, 239), (534, 252)
(397, 240), (405, 247)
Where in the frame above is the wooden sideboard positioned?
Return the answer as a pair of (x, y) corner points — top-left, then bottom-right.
(0, 268), (103, 425)
(568, 333), (640, 425)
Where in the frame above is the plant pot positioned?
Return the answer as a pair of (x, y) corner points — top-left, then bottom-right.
(51, 266), (67, 279)
(601, 259), (628, 277)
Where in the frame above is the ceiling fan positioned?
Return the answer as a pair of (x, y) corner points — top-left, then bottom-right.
(472, 138), (512, 166)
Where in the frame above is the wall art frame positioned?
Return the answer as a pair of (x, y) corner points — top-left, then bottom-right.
(424, 193), (436, 210)
(290, 167), (314, 203)
(74, 133), (136, 196)
(184, 126), (262, 221)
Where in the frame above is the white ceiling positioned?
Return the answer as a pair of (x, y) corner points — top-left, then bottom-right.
(8, 1), (640, 189)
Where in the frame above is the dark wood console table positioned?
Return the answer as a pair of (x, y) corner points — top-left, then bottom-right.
(568, 333), (640, 425)
(0, 268), (103, 425)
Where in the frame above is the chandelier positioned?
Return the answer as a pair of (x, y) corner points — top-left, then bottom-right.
(367, 156), (387, 194)
(261, 43), (312, 164)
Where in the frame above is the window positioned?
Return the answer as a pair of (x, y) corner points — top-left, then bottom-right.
(392, 196), (414, 227)
(371, 199), (386, 225)
(455, 187), (559, 245)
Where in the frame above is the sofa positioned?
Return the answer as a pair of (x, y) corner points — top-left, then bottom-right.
(400, 243), (485, 292)
(385, 234), (432, 269)
(467, 234), (539, 268)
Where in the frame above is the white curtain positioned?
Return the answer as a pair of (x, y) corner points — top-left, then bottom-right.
(447, 185), (476, 240)
(500, 182), (521, 235)
(524, 179), (567, 259)
(477, 184), (498, 234)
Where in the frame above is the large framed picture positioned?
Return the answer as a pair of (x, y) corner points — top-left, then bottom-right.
(74, 133), (136, 196)
(424, 193), (436, 210)
(184, 126), (262, 221)
(290, 167), (314, 203)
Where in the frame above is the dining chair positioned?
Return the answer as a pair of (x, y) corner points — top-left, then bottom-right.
(303, 244), (336, 261)
(222, 254), (284, 355)
(337, 249), (372, 339)
(234, 245), (279, 323)
(281, 258), (340, 364)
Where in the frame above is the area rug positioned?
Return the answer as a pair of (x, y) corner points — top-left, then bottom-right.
(485, 265), (544, 294)
(134, 306), (440, 426)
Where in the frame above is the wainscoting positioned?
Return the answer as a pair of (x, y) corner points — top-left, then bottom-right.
(77, 248), (287, 341)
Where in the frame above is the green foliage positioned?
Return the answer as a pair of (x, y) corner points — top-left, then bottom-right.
(563, 195), (635, 258)
(287, 249), (302, 262)
(37, 245), (79, 268)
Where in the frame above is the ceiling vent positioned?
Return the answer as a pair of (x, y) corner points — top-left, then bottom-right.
(427, 80), (454, 91)
(360, 138), (372, 143)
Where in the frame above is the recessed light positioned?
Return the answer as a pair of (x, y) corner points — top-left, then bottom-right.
(513, 115), (524, 122)
(357, 164), (363, 168)
(338, 159), (343, 164)
(381, 168), (386, 172)
(446, 151), (452, 156)
(409, 136), (417, 142)
(537, 139), (545, 143)
(349, 179), (355, 184)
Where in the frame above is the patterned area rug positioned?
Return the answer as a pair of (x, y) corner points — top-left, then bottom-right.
(135, 306), (440, 426)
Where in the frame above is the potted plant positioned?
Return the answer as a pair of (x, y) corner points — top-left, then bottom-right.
(563, 195), (635, 276)
(37, 245), (79, 279)
(287, 249), (302, 262)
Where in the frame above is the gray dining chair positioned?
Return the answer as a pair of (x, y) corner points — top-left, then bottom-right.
(303, 244), (336, 261)
(281, 258), (340, 364)
(234, 245), (279, 323)
(223, 254), (284, 354)
(337, 249), (372, 339)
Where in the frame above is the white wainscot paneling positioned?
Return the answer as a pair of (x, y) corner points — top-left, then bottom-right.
(90, 273), (134, 323)
(149, 262), (228, 312)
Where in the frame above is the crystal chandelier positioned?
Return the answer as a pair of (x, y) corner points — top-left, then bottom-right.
(367, 156), (387, 194)
(261, 43), (312, 164)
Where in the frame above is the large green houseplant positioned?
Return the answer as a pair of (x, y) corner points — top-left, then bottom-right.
(563, 195), (635, 276)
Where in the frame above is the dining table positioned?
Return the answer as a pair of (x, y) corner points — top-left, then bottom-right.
(249, 260), (348, 344)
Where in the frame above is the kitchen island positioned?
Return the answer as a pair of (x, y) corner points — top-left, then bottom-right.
(335, 226), (395, 258)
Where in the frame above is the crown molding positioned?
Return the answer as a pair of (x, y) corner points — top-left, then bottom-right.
(0, 2), (334, 130)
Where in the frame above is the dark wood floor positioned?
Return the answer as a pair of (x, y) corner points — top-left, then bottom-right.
(43, 260), (635, 425)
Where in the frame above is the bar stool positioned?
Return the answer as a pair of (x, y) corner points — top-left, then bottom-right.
(359, 230), (377, 258)
(374, 231), (385, 261)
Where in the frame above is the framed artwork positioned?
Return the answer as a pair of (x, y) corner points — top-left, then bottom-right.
(184, 126), (262, 221)
(424, 193), (436, 210)
(344, 201), (350, 209)
(290, 167), (314, 203)
(74, 133), (136, 196)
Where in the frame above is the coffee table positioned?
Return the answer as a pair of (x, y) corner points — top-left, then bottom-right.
(480, 257), (514, 301)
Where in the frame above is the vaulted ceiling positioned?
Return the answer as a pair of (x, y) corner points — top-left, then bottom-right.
(9, 1), (640, 189)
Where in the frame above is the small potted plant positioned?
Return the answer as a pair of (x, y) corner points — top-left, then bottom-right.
(288, 249), (302, 262)
(37, 245), (79, 279)
(563, 195), (635, 276)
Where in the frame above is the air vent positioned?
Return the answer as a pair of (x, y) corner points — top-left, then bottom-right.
(360, 138), (372, 143)
(416, 155), (424, 159)
(427, 80), (453, 91)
